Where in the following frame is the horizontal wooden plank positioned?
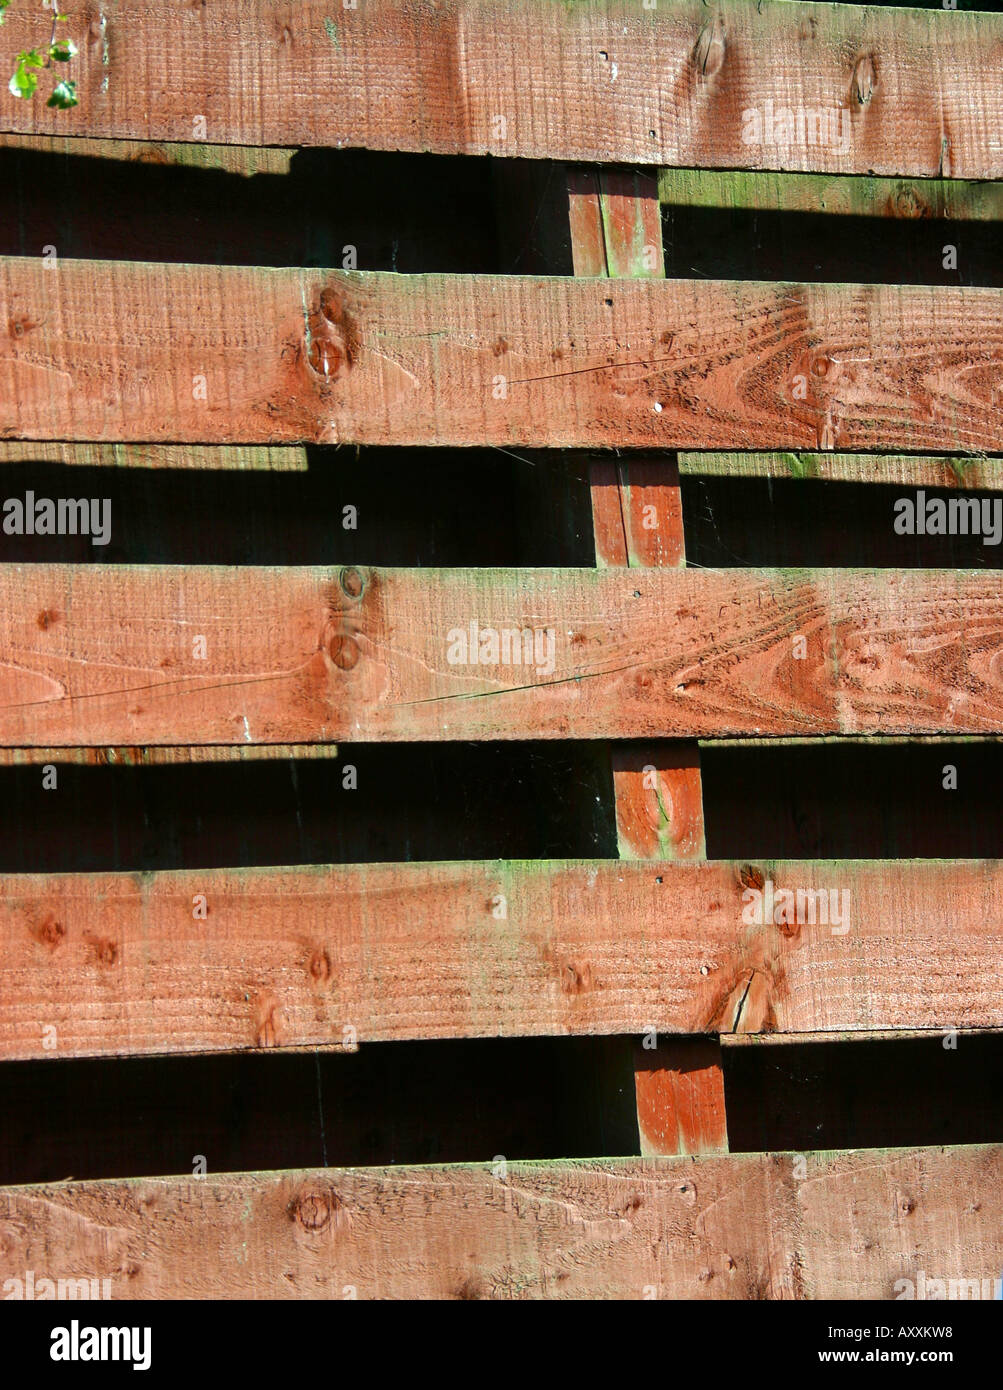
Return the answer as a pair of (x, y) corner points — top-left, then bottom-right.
(6, 443), (1000, 489)
(4, 857), (1003, 1061)
(2, 566), (1003, 743)
(679, 451), (1003, 488)
(721, 1027), (1003, 1049)
(0, 1), (1000, 178)
(3, 261), (1003, 451)
(703, 735), (1003, 749)
(659, 168), (1003, 221)
(0, 443), (306, 471)
(0, 744), (338, 767)
(2, 1145), (1000, 1298)
(0, 134), (293, 176)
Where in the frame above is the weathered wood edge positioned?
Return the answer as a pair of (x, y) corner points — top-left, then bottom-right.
(0, 134), (294, 176)
(0, 744), (339, 765)
(679, 451), (1003, 488)
(658, 167), (1003, 221)
(0, 443), (308, 471)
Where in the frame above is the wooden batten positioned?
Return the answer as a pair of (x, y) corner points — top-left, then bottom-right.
(4, 857), (1003, 1061)
(0, 1), (999, 179)
(0, 565), (1001, 744)
(2, 259), (1002, 451)
(4, 1145), (1001, 1299)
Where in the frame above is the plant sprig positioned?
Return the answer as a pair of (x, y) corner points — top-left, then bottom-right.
(2, 1), (78, 109)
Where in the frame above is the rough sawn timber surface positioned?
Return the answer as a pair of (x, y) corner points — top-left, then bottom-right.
(3, 857), (1003, 1061)
(2, 565), (1003, 743)
(0, 2), (999, 178)
(2, 1146), (1001, 1299)
(3, 261), (1003, 452)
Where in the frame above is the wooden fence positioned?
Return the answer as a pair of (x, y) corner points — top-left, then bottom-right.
(1, 0), (1002, 1300)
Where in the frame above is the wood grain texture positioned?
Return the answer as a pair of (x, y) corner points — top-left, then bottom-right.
(0, 1), (999, 178)
(0, 744), (338, 766)
(679, 451), (1003, 488)
(658, 168), (1003, 221)
(589, 458), (686, 568)
(612, 744), (706, 861)
(635, 1038), (728, 1158)
(3, 259), (1003, 451)
(2, 1145), (1000, 1299)
(567, 169), (664, 281)
(0, 442), (307, 471)
(4, 857), (1003, 1062)
(721, 1027), (1003, 1048)
(3, 565), (1003, 743)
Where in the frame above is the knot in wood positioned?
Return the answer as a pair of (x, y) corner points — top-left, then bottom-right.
(289, 1189), (336, 1232)
(891, 186), (928, 219)
(30, 914), (66, 949)
(739, 864), (765, 892)
(694, 15), (726, 78)
(308, 948), (333, 984)
(853, 54), (876, 104)
(92, 937), (119, 967)
(328, 634), (360, 670)
(340, 566), (364, 599)
(304, 286), (357, 385)
(812, 353), (838, 381)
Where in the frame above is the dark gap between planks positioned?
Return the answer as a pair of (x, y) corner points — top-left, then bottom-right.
(3, 455), (1002, 568)
(0, 1038), (640, 1185)
(724, 1034), (1003, 1154)
(4, 1030), (1002, 1186)
(662, 203), (1003, 288)
(0, 739), (1000, 874)
(0, 744), (616, 873)
(683, 476), (1003, 569)
(0, 147), (502, 272)
(0, 452), (595, 566)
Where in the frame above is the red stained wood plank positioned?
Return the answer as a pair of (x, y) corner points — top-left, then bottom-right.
(635, 1038), (728, 1158)
(0, 565), (1001, 744)
(3, 260), (1002, 451)
(4, 857), (1003, 1062)
(0, 2), (999, 179)
(567, 169), (665, 282)
(589, 457), (686, 569)
(612, 743), (706, 861)
(3, 1145), (1001, 1298)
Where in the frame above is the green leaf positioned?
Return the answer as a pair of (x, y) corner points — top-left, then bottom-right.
(10, 62), (40, 100)
(9, 48), (46, 99)
(9, 69), (37, 99)
(48, 38), (77, 62)
(46, 78), (78, 108)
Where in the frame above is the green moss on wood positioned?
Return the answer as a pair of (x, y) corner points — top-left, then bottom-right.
(679, 452), (1003, 489)
(658, 168), (1003, 222)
